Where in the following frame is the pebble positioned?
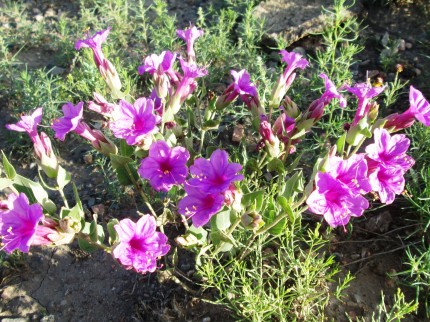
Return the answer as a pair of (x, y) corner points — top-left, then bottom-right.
(292, 46), (306, 56)
(405, 42), (413, 49)
(202, 318), (211, 322)
(2, 319), (30, 322)
(398, 39), (406, 51)
(34, 14), (44, 22)
(414, 68), (421, 76)
(49, 66), (66, 75)
(44, 8), (56, 18)
(40, 315), (55, 322)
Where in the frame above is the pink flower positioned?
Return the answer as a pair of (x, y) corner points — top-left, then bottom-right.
(178, 185), (225, 228)
(365, 128), (415, 173)
(306, 172), (369, 228)
(188, 149), (244, 194)
(138, 141), (190, 192)
(6, 107), (42, 139)
(113, 215), (170, 274)
(231, 69), (263, 116)
(319, 73), (346, 108)
(109, 98), (160, 145)
(52, 102), (84, 141)
(88, 92), (118, 117)
(326, 154), (372, 195)
(367, 162), (405, 204)
(176, 26), (204, 63)
(345, 82), (385, 126)
(409, 85), (430, 126)
(0, 193), (49, 253)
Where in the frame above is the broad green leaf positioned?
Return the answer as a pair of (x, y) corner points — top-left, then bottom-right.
(282, 171), (304, 202)
(267, 158), (285, 174)
(242, 190), (264, 212)
(0, 178), (13, 190)
(78, 238), (98, 253)
(107, 219), (119, 245)
(211, 209), (231, 231)
(209, 231), (234, 252)
(56, 166), (71, 190)
(336, 132), (347, 157)
(120, 139), (134, 157)
(110, 154), (133, 170)
(2, 152), (16, 179)
(277, 196), (294, 222)
(285, 152), (304, 173)
(202, 119), (220, 131)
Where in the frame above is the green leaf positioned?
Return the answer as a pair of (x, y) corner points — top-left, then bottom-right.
(78, 238), (98, 253)
(56, 166), (71, 189)
(2, 152), (16, 179)
(107, 219), (119, 245)
(267, 158), (285, 174)
(202, 119), (220, 131)
(282, 171), (304, 202)
(285, 152), (304, 174)
(120, 139), (134, 157)
(188, 225), (208, 243)
(205, 146), (219, 158)
(209, 231), (234, 252)
(244, 158), (261, 175)
(0, 178), (13, 190)
(211, 208), (231, 231)
(268, 211), (286, 236)
(336, 132), (347, 156)
(277, 196), (294, 222)
(242, 190), (264, 212)
(110, 154), (138, 185)
(110, 154), (133, 170)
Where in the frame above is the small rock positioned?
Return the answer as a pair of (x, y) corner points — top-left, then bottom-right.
(34, 14), (44, 22)
(414, 68), (421, 76)
(2, 319), (30, 322)
(202, 318), (211, 322)
(405, 42), (413, 49)
(83, 153), (93, 164)
(60, 299), (68, 306)
(32, 8), (42, 14)
(292, 46), (306, 56)
(397, 39), (405, 51)
(87, 197), (95, 207)
(232, 124), (244, 143)
(92, 204), (105, 216)
(40, 315), (55, 322)
(49, 66), (65, 75)
(44, 8), (56, 18)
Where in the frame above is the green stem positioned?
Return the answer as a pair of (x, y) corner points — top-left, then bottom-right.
(349, 136), (367, 157)
(58, 188), (69, 209)
(77, 232), (110, 251)
(124, 163), (157, 218)
(198, 130), (206, 156)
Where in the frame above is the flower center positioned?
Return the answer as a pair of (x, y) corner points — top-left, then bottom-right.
(129, 237), (146, 251)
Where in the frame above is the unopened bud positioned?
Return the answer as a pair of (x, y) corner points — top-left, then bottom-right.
(241, 211), (265, 231)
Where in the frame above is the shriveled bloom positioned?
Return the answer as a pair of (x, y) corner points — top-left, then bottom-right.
(345, 82), (385, 126)
(176, 26), (204, 63)
(270, 50), (309, 108)
(365, 128), (415, 172)
(138, 140), (190, 192)
(113, 215), (170, 274)
(326, 154), (372, 195)
(75, 27), (122, 98)
(109, 98), (160, 146)
(306, 172), (369, 228)
(384, 86), (430, 131)
(88, 92), (118, 118)
(0, 193), (51, 253)
(6, 107), (42, 139)
(188, 149), (244, 194)
(178, 185), (225, 228)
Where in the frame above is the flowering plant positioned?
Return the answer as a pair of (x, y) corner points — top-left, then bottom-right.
(1, 24), (429, 278)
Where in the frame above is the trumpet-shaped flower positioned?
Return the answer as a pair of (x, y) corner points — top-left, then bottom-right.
(113, 215), (170, 274)
(52, 102), (84, 141)
(306, 172), (369, 228)
(6, 107), (42, 139)
(178, 185), (225, 227)
(0, 193), (47, 253)
(109, 98), (160, 145)
(345, 82), (385, 126)
(365, 128), (415, 172)
(367, 162), (405, 204)
(176, 26), (204, 63)
(319, 73), (347, 108)
(188, 149), (244, 194)
(138, 141), (190, 192)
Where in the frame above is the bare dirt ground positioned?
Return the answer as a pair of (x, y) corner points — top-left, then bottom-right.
(1, 1), (430, 321)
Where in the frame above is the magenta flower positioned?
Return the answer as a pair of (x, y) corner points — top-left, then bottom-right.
(367, 162), (405, 204)
(176, 26), (204, 63)
(231, 69), (263, 116)
(88, 92), (118, 117)
(0, 193), (46, 253)
(138, 141), (190, 192)
(6, 107), (42, 139)
(306, 172), (369, 228)
(319, 73), (347, 108)
(365, 128), (415, 172)
(178, 185), (225, 227)
(326, 154), (372, 195)
(409, 85), (430, 126)
(109, 98), (160, 145)
(52, 102), (84, 141)
(188, 149), (244, 194)
(346, 82), (385, 126)
(113, 215), (170, 274)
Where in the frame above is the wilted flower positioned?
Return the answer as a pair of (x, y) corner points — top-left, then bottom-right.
(88, 92), (118, 118)
(109, 98), (160, 146)
(306, 172), (369, 228)
(138, 140), (190, 192)
(178, 185), (225, 228)
(0, 193), (51, 253)
(188, 149), (244, 194)
(113, 215), (170, 274)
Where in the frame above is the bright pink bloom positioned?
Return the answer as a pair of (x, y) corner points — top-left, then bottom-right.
(138, 141), (190, 192)
(176, 26), (204, 63)
(178, 185), (225, 227)
(188, 149), (244, 194)
(326, 154), (372, 195)
(0, 193), (49, 253)
(113, 215), (170, 274)
(346, 82), (385, 126)
(52, 102), (84, 141)
(365, 128), (415, 172)
(6, 107), (42, 139)
(367, 162), (405, 204)
(409, 85), (430, 126)
(306, 172), (369, 228)
(109, 98), (160, 145)
(319, 73), (347, 108)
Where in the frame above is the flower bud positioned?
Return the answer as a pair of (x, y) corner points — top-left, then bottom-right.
(241, 211), (265, 231)
(281, 96), (300, 118)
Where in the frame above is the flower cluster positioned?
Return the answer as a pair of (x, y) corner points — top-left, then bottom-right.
(178, 149), (243, 227)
